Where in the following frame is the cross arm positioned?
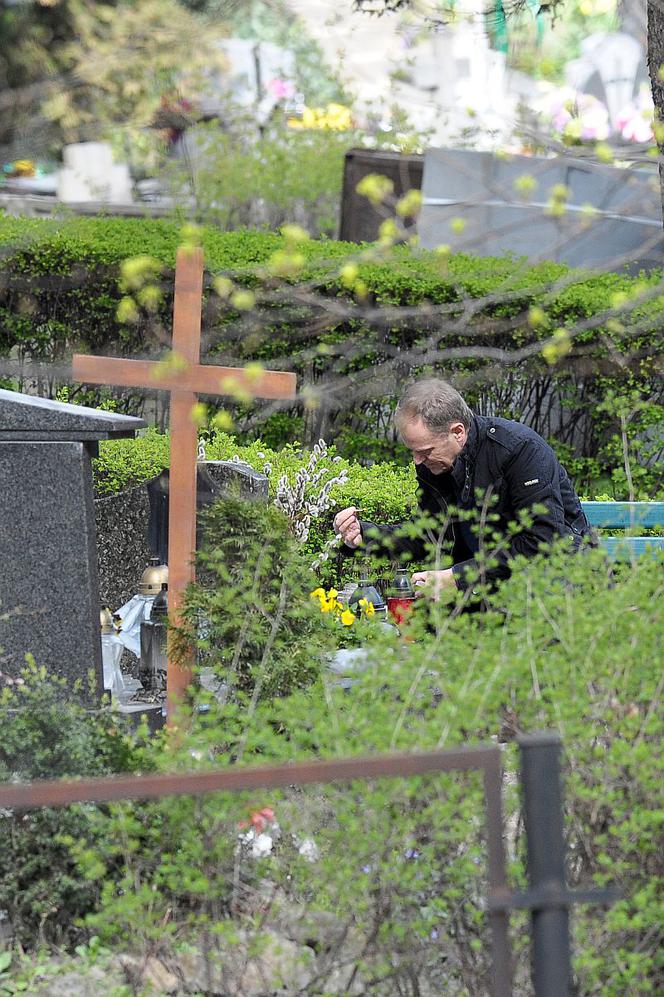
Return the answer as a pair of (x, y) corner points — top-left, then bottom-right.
(72, 354), (297, 400)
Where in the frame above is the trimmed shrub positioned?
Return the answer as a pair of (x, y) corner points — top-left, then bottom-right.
(1, 217), (662, 494)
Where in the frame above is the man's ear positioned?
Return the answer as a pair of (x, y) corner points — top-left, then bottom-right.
(450, 421), (466, 443)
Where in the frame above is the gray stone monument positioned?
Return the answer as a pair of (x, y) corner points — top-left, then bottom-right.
(418, 147), (664, 273)
(0, 390), (146, 698)
(143, 459), (269, 566)
(93, 460), (269, 617)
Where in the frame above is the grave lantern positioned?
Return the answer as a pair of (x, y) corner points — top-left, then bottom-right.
(139, 557), (169, 596)
(140, 582), (169, 693)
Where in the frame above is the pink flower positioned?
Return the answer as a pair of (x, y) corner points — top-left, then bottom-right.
(239, 806), (276, 833)
(268, 78), (296, 101)
(617, 87), (654, 143)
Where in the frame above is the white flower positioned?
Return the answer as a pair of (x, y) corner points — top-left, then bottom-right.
(251, 833), (274, 858)
(298, 838), (319, 862)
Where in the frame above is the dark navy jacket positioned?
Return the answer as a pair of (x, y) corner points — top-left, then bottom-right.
(354, 415), (594, 590)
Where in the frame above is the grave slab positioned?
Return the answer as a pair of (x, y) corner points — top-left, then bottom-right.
(144, 460), (269, 565)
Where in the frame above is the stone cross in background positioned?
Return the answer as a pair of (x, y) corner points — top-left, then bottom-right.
(73, 247), (296, 720)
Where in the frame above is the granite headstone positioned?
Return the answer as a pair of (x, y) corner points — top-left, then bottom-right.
(94, 460), (269, 612)
(95, 481), (154, 612)
(145, 459), (269, 565)
(0, 389), (146, 698)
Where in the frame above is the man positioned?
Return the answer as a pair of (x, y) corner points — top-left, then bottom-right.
(334, 378), (593, 597)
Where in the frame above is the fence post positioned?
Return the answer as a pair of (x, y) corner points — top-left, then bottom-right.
(519, 732), (572, 997)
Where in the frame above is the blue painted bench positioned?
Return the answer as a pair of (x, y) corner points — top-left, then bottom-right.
(581, 502), (664, 558)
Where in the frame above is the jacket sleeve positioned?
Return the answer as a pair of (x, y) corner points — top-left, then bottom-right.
(452, 440), (567, 590)
(338, 518), (431, 564)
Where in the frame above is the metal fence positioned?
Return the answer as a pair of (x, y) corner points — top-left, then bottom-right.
(0, 731), (616, 996)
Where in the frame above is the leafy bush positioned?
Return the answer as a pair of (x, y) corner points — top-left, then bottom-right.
(0, 660), (144, 948)
(57, 547), (663, 995)
(177, 495), (334, 698)
(0, 539), (660, 993)
(164, 119), (353, 237)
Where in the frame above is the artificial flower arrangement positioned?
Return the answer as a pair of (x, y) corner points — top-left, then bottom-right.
(287, 102), (354, 131)
(534, 85), (610, 143)
(533, 82), (654, 147)
(237, 805), (319, 863)
(3, 159), (36, 178)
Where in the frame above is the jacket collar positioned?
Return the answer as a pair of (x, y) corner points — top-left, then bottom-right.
(450, 415), (480, 488)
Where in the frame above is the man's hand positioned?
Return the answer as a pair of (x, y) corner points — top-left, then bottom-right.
(333, 506), (363, 548)
(411, 568), (457, 600)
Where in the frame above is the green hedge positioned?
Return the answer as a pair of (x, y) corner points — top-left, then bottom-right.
(2, 216), (663, 495)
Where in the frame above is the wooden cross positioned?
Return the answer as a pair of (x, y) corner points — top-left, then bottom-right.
(73, 247), (296, 721)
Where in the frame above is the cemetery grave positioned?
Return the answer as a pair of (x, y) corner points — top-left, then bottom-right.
(0, 246), (294, 726)
(0, 215), (661, 994)
(72, 246), (296, 719)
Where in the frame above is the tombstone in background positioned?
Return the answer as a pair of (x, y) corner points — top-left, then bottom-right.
(146, 460), (270, 565)
(57, 142), (134, 204)
(397, 17), (517, 149)
(339, 148), (423, 243)
(565, 33), (647, 133)
(94, 460), (269, 612)
(418, 147), (664, 272)
(0, 390), (146, 699)
(95, 481), (154, 612)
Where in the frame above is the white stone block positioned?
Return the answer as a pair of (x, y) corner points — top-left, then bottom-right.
(108, 163), (133, 204)
(63, 141), (114, 173)
(57, 167), (97, 202)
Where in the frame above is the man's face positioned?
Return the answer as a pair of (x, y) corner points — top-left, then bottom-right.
(399, 416), (468, 474)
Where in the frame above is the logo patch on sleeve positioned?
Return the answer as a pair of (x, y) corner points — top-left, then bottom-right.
(524, 478), (539, 486)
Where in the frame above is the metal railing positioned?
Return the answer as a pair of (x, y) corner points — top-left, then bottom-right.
(0, 731), (616, 995)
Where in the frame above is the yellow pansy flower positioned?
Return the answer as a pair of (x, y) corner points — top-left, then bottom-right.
(340, 608), (356, 626)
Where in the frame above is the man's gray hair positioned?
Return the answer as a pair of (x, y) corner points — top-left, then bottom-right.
(395, 378), (473, 432)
